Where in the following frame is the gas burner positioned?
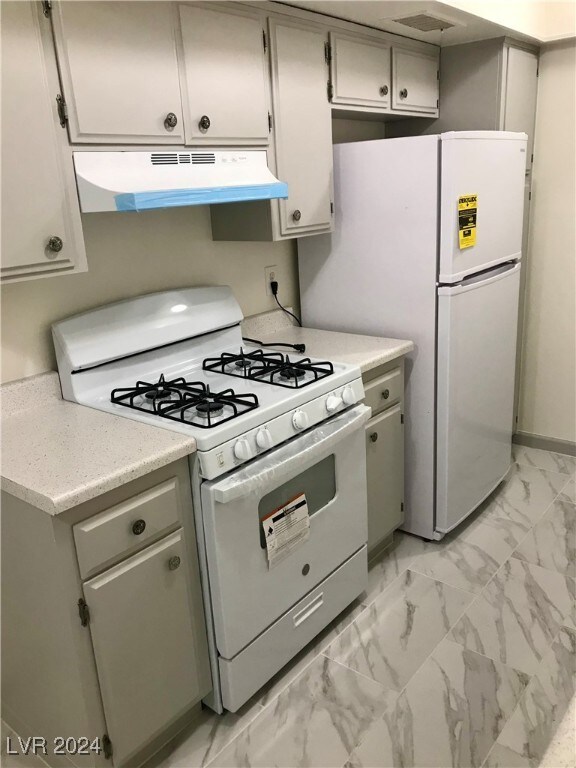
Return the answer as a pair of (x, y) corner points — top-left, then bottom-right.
(279, 366), (306, 380)
(195, 401), (225, 419)
(111, 376), (259, 428)
(203, 350), (334, 389)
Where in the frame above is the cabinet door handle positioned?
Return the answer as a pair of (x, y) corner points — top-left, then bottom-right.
(292, 209), (302, 222)
(168, 555), (181, 571)
(379, 85), (389, 96)
(132, 519), (146, 535)
(47, 236), (63, 253)
(399, 88), (408, 99)
(198, 115), (211, 131)
(164, 112), (178, 130)
(382, 389), (390, 400)
(370, 432), (378, 442)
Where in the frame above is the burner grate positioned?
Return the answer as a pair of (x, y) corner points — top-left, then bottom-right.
(203, 349), (334, 388)
(111, 374), (259, 428)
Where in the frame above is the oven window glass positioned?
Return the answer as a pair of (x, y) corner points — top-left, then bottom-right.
(258, 454), (336, 548)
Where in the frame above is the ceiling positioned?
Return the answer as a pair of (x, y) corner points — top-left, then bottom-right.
(279, 0), (550, 46)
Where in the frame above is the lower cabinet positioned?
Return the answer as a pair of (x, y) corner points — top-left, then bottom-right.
(1, 459), (211, 768)
(362, 361), (405, 553)
(84, 530), (206, 767)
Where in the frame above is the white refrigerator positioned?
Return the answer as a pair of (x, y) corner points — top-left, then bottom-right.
(298, 131), (527, 540)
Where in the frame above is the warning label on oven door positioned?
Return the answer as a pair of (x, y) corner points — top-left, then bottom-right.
(262, 493), (310, 569)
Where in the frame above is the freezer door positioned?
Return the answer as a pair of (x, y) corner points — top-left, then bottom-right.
(439, 131), (527, 283)
(436, 262), (521, 534)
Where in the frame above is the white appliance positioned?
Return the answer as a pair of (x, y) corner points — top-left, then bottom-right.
(299, 131), (527, 541)
(73, 150), (288, 212)
(52, 287), (370, 713)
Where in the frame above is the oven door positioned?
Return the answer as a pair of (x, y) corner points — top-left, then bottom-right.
(201, 404), (370, 660)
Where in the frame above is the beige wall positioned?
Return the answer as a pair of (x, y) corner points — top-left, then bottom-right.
(445, 1), (576, 42)
(0, 207), (297, 383)
(517, 39), (576, 444)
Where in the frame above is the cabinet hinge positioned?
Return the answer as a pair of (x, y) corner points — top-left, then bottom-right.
(536, 67), (539, 77)
(262, 30), (267, 53)
(330, 201), (334, 214)
(102, 735), (113, 761)
(77, 598), (90, 627)
(268, 112), (272, 133)
(324, 41), (332, 65)
(528, 190), (532, 201)
(531, 153), (534, 163)
(437, 69), (440, 80)
(56, 94), (68, 128)
(327, 81), (334, 102)
(436, 99), (439, 108)
(401, 502), (404, 512)
(400, 413), (404, 424)
(42, 0), (52, 17)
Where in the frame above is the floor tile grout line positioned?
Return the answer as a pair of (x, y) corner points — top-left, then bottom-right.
(480, 621), (576, 768)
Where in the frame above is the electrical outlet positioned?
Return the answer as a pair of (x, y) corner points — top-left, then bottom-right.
(265, 265), (277, 296)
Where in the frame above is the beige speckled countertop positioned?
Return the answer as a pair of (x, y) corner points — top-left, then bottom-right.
(242, 310), (413, 373)
(1, 372), (196, 516)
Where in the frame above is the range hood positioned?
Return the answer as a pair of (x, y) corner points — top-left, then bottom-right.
(73, 150), (289, 213)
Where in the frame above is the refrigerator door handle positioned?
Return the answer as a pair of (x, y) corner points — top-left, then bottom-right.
(438, 262), (520, 296)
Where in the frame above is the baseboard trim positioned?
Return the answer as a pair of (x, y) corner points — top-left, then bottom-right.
(513, 431), (576, 457)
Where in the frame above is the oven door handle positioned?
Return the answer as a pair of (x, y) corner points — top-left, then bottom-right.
(212, 404), (371, 504)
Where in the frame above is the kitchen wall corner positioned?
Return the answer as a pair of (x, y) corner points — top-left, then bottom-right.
(0, 207), (298, 384)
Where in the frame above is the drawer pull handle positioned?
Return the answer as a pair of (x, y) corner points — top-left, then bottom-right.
(382, 389), (390, 399)
(132, 519), (146, 535)
(292, 209), (302, 222)
(293, 593), (324, 627)
(168, 555), (181, 571)
(379, 85), (389, 96)
(400, 88), (408, 99)
(47, 235), (63, 253)
(199, 115), (211, 131)
(370, 432), (378, 443)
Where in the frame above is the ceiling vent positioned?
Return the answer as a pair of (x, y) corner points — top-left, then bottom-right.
(392, 13), (458, 32)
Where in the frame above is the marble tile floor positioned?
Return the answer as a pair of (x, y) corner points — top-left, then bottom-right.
(3, 446), (574, 768)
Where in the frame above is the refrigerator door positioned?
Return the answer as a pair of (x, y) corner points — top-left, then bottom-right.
(436, 261), (521, 534)
(298, 135), (439, 540)
(439, 131), (527, 283)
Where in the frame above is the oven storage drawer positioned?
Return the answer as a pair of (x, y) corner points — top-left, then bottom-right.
(74, 477), (181, 579)
(201, 404), (370, 660)
(219, 545), (367, 712)
(363, 366), (402, 418)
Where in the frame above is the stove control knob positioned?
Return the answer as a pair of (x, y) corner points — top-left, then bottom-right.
(256, 427), (273, 451)
(341, 385), (356, 406)
(292, 410), (309, 431)
(326, 394), (343, 413)
(233, 438), (252, 462)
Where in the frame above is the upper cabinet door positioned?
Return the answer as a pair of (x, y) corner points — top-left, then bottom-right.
(52, 2), (183, 143)
(330, 32), (391, 110)
(392, 47), (439, 114)
(502, 47), (539, 172)
(270, 20), (333, 237)
(1, 1), (86, 282)
(178, 5), (269, 145)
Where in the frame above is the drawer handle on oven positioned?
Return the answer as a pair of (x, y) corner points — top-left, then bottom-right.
(293, 593), (324, 627)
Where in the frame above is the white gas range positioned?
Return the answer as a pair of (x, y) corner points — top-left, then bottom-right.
(53, 287), (370, 713)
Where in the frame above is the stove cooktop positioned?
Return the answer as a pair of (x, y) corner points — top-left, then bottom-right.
(202, 348), (334, 389)
(111, 374), (259, 429)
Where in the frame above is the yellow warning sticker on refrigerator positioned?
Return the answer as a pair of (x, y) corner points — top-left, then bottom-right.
(458, 194), (478, 249)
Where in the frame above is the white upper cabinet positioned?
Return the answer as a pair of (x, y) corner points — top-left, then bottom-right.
(52, 2), (184, 143)
(1, 1), (86, 283)
(392, 47), (439, 113)
(178, 5), (270, 145)
(502, 46), (539, 170)
(330, 32), (391, 110)
(270, 20), (333, 236)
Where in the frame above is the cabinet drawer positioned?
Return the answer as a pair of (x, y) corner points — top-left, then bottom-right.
(74, 478), (181, 579)
(363, 367), (402, 417)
